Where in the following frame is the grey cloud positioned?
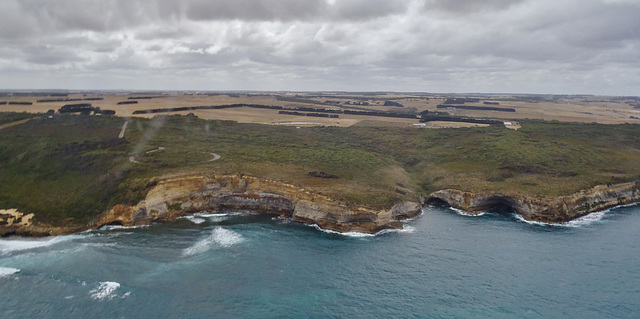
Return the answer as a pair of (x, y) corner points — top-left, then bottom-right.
(0, 0), (638, 95)
(135, 27), (193, 41)
(1, 0), (175, 38)
(423, 0), (527, 13)
(2, 0), (410, 40)
(0, 0), (38, 39)
(90, 48), (154, 71)
(329, 0), (410, 21)
(186, 0), (327, 22)
(186, 0), (409, 22)
(556, 5), (640, 48)
(167, 48), (242, 70)
(23, 45), (85, 65)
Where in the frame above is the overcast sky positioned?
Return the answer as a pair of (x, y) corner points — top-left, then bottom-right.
(0, 0), (639, 95)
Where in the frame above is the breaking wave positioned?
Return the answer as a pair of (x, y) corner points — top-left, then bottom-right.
(450, 208), (485, 217)
(182, 227), (244, 257)
(184, 216), (206, 224)
(311, 225), (416, 237)
(562, 210), (608, 227)
(89, 281), (120, 300)
(97, 225), (151, 231)
(181, 213), (232, 224)
(195, 213), (231, 218)
(181, 213), (231, 224)
(0, 235), (80, 255)
(0, 267), (20, 278)
(513, 214), (555, 226)
(515, 202), (639, 227)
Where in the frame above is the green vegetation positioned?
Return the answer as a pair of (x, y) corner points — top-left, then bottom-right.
(0, 112), (36, 125)
(0, 112), (639, 226)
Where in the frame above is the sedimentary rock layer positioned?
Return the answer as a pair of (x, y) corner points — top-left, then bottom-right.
(427, 181), (640, 223)
(96, 174), (422, 234)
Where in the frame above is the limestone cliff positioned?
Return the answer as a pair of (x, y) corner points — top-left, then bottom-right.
(0, 209), (86, 237)
(5, 175), (638, 237)
(96, 174), (422, 234)
(427, 181), (640, 223)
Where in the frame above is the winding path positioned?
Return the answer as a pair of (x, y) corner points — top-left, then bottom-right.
(0, 118), (33, 131)
(118, 120), (129, 138)
(129, 149), (219, 164)
(208, 153), (221, 162)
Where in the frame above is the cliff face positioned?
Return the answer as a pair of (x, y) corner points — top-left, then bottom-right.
(96, 175), (422, 234)
(427, 181), (640, 223)
(5, 174), (638, 237)
(0, 209), (86, 237)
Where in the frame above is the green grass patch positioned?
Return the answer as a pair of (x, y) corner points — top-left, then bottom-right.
(1, 113), (639, 226)
(0, 112), (38, 125)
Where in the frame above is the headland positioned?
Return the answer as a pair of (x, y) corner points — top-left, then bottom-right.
(1, 91), (639, 236)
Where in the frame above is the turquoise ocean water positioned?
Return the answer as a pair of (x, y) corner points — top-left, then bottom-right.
(1, 205), (640, 318)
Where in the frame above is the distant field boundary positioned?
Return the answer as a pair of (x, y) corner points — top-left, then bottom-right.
(437, 104), (516, 112)
(130, 103), (509, 126)
(131, 103), (418, 119)
(37, 98), (103, 103)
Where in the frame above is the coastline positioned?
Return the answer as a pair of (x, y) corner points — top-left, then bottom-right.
(1, 175), (638, 237)
(426, 180), (640, 224)
(1, 174), (422, 237)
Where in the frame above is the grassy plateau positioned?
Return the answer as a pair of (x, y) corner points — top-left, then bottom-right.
(1, 112), (639, 226)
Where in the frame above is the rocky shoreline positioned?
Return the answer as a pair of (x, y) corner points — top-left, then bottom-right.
(426, 181), (640, 223)
(1, 174), (422, 237)
(1, 175), (639, 237)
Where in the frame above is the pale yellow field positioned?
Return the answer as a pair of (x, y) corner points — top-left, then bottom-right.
(1, 92), (638, 127)
(422, 121), (490, 129)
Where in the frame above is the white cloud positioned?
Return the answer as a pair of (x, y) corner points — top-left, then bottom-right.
(0, 0), (638, 95)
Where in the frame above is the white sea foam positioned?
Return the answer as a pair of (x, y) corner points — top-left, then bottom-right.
(181, 213), (230, 224)
(450, 207), (485, 217)
(311, 225), (416, 237)
(195, 213), (230, 218)
(0, 235), (79, 255)
(387, 225), (416, 234)
(513, 214), (554, 226)
(182, 227), (244, 257)
(207, 216), (228, 223)
(558, 204), (637, 228)
(562, 210), (609, 227)
(210, 227), (244, 247)
(313, 226), (375, 237)
(515, 209), (610, 228)
(98, 225), (150, 231)
(184, 216), (206, 224)
(0, 267), (20, 277)
(89, 281), (120, 300)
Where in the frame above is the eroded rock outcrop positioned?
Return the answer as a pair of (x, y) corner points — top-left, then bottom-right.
(6, 175), (637, 237)
(427, 181), (640, 223)
(0, 209), (87, 236)
(96, 174), (422, 234)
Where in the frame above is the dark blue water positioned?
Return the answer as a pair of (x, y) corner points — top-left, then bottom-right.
(2, 205), (640, 318)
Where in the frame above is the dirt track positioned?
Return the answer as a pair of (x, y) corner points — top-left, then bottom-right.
(0, 118), (32, 131)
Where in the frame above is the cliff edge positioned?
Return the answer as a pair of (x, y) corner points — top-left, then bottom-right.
(94, 174), (422, 234)
(426, 181), (640, 223)
(3, 176), (639, 237)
